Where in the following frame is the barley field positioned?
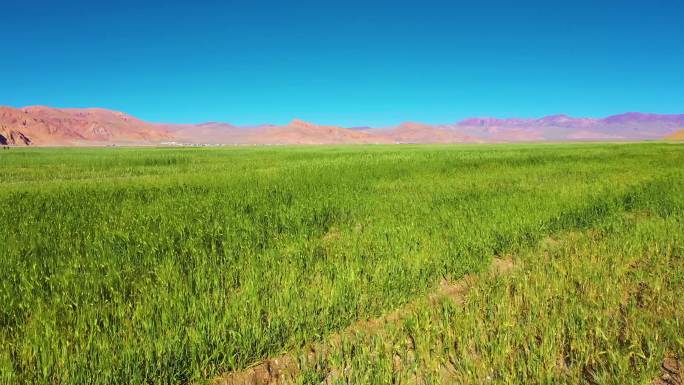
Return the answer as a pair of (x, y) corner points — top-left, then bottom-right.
(1, 143), (682, 385)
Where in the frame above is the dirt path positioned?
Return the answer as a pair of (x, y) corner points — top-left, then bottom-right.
(211, 257), (515, 385)
(654, 356), (682, 385)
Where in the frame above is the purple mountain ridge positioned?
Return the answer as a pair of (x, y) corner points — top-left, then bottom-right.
(440, 113), (684, 142)
(456, 113), (684, 128)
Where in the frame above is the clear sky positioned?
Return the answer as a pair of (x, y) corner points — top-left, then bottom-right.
(2, 0), (683, 126)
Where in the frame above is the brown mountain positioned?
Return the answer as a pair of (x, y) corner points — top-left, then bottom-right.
(666, 129), (684, 140)
(367, 122), (480, 144)
(167, 119), (391, 145)
(1, 105), (683, 146)
(0, 106), (171, 146)
(253, 119), (391, 145)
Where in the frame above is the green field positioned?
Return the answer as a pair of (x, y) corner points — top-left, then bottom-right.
(1, 143), (682, 385)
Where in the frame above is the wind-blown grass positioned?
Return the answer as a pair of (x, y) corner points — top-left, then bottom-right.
(0, 143), (682, 384)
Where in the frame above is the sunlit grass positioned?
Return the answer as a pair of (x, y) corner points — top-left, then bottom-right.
(0, 143), (682, 384)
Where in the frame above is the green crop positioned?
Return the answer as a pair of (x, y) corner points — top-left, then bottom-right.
(0, 143), (682, 384)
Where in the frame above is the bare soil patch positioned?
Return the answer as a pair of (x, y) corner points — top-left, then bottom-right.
(654, 355), (682, 385)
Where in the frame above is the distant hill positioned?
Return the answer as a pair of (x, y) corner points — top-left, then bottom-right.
(666, 129), (684, 140)
(1, 105), (683, 146)
(0, 106), (171, 146)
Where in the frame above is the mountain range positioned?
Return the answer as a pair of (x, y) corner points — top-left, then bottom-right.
(1, 106), (683, 146)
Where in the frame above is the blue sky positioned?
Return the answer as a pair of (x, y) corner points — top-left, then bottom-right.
(1, 0), (683, 126)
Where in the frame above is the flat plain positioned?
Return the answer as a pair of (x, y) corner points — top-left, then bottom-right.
(1, 143), (682, 385)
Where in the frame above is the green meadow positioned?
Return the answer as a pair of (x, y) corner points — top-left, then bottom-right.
(0, 143), (682, 384)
